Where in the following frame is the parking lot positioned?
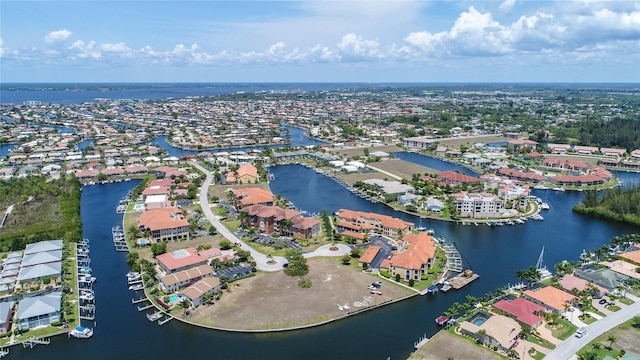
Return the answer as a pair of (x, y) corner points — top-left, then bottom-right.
(367, 234), (394, 269)
(251, 234), (304, 252)
(215, 264), (254, 280)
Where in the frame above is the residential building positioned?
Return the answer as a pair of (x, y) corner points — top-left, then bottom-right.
(558, 274), (606, 297)
(452, 192), (504, 219)
(381, 232), (436, 281)
(179, 277), (221, 307)
(523, 286), (576, 313)
(335, 209), (414, 240)
(493, 297), (544, 328)
(438, 171), (479, 185)
(156, 248), (207, 274)
(137, 207), (190, 242)
(231, 187), (274, 206)
(159, 264), (213, 293)
(358, 245), (381, 268)
(240, 204), (320, 239)
(16, 291), (61, 330)
(0, 301), (14, 334)
(459, 314), (521, 352)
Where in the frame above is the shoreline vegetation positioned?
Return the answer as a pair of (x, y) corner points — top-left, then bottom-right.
(573, 187), (640, 228)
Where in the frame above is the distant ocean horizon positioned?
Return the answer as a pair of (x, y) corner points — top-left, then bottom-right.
(1, 82), (637, 105)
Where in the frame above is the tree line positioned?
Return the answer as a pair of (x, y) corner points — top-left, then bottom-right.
(573, 187), (640, 227)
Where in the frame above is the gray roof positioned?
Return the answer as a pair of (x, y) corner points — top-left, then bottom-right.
(17, 262), (61, 281)
(24, 240), (63, 255)
(16, 291), (61, 319)
(362, 179), (414, 194)
(21, 250), (62, 267)
(0, 301), (15, 326)
(6, 252), (22, 260)
(574, 267), (630, 291)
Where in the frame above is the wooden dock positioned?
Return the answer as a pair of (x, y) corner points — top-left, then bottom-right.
(448, 273), (480, 289)
(132, 297), (148, 304)
(22, 338), (50, 349)
(158, 316), (173, 325)
(138, 304), (154, 312)
(413, 333), (431, 349)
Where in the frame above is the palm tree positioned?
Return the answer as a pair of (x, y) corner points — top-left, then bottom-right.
(591, 343), (601, 355)
(607, 335), (616, 350)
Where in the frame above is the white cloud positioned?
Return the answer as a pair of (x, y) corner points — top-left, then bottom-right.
(499, 0), (516, 12)
(336, 33), (382, 60)
(45, 29), (73, 44)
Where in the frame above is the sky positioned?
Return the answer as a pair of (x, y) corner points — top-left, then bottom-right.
(1, 0), (639, 83)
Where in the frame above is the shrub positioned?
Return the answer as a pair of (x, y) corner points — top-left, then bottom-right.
(395, 274), (401, 282)
(298, 277), (312, 288)
(409, 279), (415, 287)
(380, 270), (390, 278)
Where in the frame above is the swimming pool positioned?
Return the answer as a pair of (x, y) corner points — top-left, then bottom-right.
(133, 204), (144, 211)
(169, 295), (179, 303)
(470, 312), (490, 326)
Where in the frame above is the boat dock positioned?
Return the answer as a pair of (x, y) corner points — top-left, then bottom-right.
(448, 272), (480, 289)
(442, 243), (463, 273)
(22, 338), (50, 349)
(112, 226), (129, 252)
(138, 304), (154, 312)
(0, 347), (8, 358)
(158, 316), (173, 325)
(132, 297), (148, 304)
(413, 333), (431, 350)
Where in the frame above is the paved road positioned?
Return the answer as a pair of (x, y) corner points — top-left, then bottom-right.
(191, 160), (350, 272)
(545, 299), (640, 360)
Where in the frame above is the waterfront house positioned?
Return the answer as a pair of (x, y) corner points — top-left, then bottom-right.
(335, 209), (414, 240)
(424, 197), (444, 213)
(523, 286), (576, 313)
(159, 264), (214, 293)
(493, 297), (545, 328)
(574, 266), (631, 292)
(0, 301), (14, 334)
(459, 314), (521, 352)
(179, 277), (221, 307)
(558, 274), (606, 297)
(452, 192), (504, 219)
(362, 179), (414, 195)
(17, 262), (62, 283)
(402, 136), (435, 150)
(16, 291), (61, 330)
(137, 207), (190, 242)
(381, 232), (435, 282)
(156, 248), (207, 274)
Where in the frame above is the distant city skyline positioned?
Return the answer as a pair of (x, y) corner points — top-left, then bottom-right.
(1, 1), (639, 83)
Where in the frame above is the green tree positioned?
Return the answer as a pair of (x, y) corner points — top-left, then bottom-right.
(341, 254), (351, 265)
(284, 249), (309, 277)
(607, 335), (616, 350)
(151, 242), (167, 257)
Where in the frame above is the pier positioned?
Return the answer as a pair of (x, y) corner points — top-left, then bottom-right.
(132, 297), (148, 304)
(0, 348), (8, 358)
(79, 314), (95, 320)
(448, 272), (480, 289)
(158, 316), (174, 325)
(22, 338), (50, 349)
(442, 243), (463, 273)
(138, 304), (154, 312)
(413, 333), (431, 349)
(112, 226), (129, 252)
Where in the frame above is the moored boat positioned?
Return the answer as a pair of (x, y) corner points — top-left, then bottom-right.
(69, 326), (93, 339)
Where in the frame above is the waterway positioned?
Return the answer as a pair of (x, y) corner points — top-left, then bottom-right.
(13, 167), (640, 360)
(393, 151), (479, 176)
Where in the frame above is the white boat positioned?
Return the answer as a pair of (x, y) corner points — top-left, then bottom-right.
(126, 272), (141, 281)
(553, 187), (566, 192)
(440, 281), (452, 292)
(129, 284), (144, 291)
(532, 214), (544, 221)
(79, 292), (94, 301)
(540, 203), (550, 210)
(69, 326), (93, 339)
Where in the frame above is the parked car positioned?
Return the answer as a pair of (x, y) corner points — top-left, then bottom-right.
(374, 281), (383, 287)
(367, 285), (377, 290)
(598, 299), (607, 305)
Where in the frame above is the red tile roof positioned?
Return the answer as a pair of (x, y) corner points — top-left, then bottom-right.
(156, 247), (206, 272)
(232, 187), (274, 206)
(388, 232), (435, 270)
(494, 297), (544, 327)
(359, 245), (381, 264)
(137, 207), (189, 232)
(438, 170), (480, 183)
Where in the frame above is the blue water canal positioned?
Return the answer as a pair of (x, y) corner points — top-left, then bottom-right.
(14, 161), (640, 360)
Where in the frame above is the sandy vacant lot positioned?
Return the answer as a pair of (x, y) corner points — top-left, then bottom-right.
(189, 257), (415, 330)
(409, 330), (502, 360)
(368, 159), (437, 179)
(327, 144), (404, 158)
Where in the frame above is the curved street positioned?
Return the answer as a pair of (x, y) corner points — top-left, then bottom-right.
(545, 296), (640, 360)
(191, 160), (350, 272)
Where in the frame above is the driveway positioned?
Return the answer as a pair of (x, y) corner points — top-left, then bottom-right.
(192, 160), (352, 272)
(191, 160), (286, 272)
(545, 300), (640, 359)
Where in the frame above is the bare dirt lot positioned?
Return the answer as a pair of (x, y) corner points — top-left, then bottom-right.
(436, 135), (507, 148)
(368, 159), (437, 179)
(409, 330), (502, 360)
(189, 257), (416, 330)
(327, 144), (404, 158)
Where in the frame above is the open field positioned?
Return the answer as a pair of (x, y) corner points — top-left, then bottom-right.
(435, 135), (507, 148)
(188, 257), (416, 330)
(368, 159), (437, 179)
(577, 317), (640, 357)
(327, 144), (404, 158)
(409, 330), (504, 360)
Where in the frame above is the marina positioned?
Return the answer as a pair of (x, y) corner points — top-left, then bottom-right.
(447, 270), (480, 290)
(147, 311), (164, 322)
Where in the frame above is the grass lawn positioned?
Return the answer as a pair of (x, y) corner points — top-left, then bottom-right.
(222, 219), (240, 232)
(577, 344), (621, 360)
(591, 308), (606, 317)
(547, 318), (578, 340)
(525, 333), (556, 350)
(606, 305), (621, 312)
(619, 298), (633, 305)
(531, 350), (546, 360)
(579, 314), (597, 324)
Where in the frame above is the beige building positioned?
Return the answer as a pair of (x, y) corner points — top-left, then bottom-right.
(459, 314), (521, 353)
